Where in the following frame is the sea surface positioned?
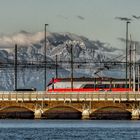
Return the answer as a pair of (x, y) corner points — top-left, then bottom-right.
(0, 120), (140, 140)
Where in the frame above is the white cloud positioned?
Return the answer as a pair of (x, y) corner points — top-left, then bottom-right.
(0, 31), (48, 48)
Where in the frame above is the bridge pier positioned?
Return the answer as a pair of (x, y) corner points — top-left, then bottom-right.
(34, 109), (43, 119)
(131, 108), (140, 120)
(82, 109), (90, 119)
(82, 103), (91, 119)
(34, 104), (43, 119)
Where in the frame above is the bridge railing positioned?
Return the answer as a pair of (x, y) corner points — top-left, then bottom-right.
(0, 91), (140, 101)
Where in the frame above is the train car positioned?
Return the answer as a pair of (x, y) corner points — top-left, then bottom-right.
(47, 77), (133, 92)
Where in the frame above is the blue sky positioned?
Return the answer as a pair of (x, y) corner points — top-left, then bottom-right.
(0, 0), (140, 48)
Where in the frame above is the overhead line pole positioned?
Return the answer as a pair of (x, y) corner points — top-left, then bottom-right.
(126, 21), (130, 87)
(56, 55), (58, 78)
(71, 44), (74, 90)
(129, 35), (132, 89)
(14, 44), (17, 91)
(43, 24), (48, 110)
(44, 24), (49, 91)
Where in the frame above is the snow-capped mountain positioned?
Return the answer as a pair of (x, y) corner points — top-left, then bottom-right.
(0, 31), (125, 90)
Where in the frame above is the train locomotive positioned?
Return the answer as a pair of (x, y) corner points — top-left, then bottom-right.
(47, 77), (137, 92)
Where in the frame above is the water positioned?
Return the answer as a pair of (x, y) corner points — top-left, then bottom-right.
(0, 120), (140, 140)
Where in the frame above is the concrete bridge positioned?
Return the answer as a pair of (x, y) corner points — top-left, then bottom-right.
(0, 91), (140, 120)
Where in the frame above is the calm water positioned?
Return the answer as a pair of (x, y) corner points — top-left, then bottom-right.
(0, 120), (140, 140)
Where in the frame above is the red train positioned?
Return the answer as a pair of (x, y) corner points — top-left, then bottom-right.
(47, 77), (135, 92)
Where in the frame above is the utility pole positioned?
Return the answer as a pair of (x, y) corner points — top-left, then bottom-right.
(43, 24), (48, 110)
(44, 24), (49, 91)
(138, 65), (140, 92)
(14, 44), (17, 91)
(133, 43), (136, 92)
(126, 21), (130, 88)
(129, 35), (132, 89)
(55, 55), (58, 78)
(115, 17), (131, 87)
(71, 44), (74, 90)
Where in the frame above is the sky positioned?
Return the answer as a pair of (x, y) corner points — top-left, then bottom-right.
(0, 0), (140, 49)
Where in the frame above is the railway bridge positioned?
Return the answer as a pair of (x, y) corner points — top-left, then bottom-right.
(0, 91), (140, 120)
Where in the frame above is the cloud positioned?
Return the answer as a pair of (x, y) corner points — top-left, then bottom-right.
(132, 15), (140, 20)
(118, 37), (140, 53)
(0, 31), (45, 48)
(115, 16), (132, 21)
(118, 37), (139, 44)
(77, 15), (85, 20)
(57, 15), (68, 20)
(118, 37), (126, 43)
(57, 15), (85, 21)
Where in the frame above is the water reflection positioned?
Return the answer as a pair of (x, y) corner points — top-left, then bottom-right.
(0, 120), (140, 140)
(0, 120), (140, 128)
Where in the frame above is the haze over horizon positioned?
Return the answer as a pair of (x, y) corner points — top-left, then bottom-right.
(0, 0), (140, 49)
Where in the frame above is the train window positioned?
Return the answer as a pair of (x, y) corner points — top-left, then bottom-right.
(115, 84), (129, 88)
(115, 84), (122, 88)
(98, 84), (113, 88)
(135, 84), (138, 91)
(105, 84), (110, 88)
(115, 84), (119, 88)
(96, 84), (105, 88)
(124, 84), (129, 88)
(110, 84), (114, 88)
(83, 84), (95, 88)
(83, 84), (113, 89)
(120, 84), (124, 88)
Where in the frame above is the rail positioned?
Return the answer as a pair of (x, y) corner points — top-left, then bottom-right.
(0, 91), (140, 101)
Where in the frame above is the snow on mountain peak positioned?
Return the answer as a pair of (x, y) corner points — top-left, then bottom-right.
(0, 31), (124, 90)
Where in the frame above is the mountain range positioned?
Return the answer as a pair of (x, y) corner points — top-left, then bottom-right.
(0, 31), (130, 90)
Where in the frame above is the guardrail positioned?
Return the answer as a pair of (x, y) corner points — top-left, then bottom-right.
(0, 91), (140, 101)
